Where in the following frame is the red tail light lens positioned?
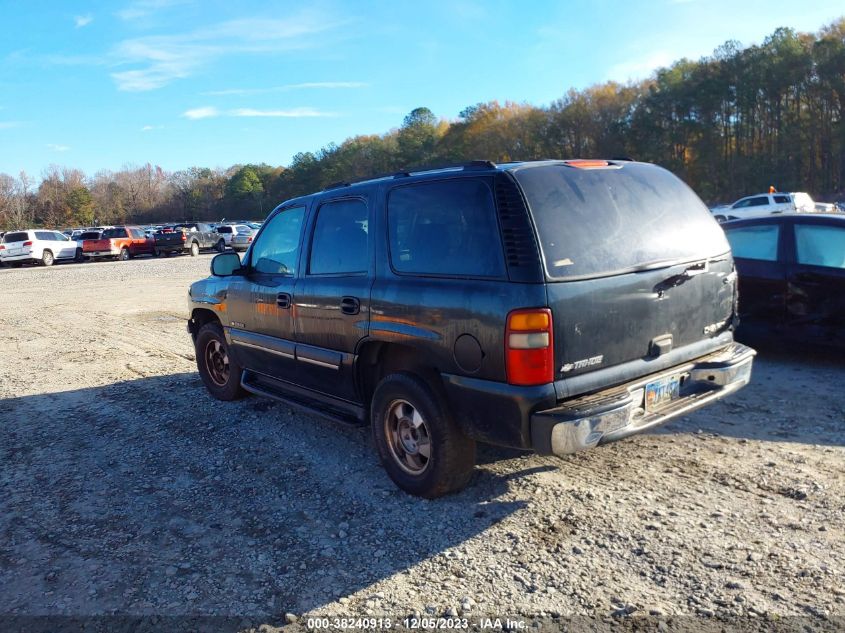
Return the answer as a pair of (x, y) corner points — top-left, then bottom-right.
(23, 241), (32, 247)
(181, 233), (187, 242)
(0, 245), (5, 250)
(505, 308), (554, 386)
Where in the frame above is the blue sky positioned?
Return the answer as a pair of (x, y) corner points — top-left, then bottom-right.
(1, 0), (842, 178)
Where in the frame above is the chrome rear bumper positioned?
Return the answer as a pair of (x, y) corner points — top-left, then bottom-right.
(531, 343), (756, 455)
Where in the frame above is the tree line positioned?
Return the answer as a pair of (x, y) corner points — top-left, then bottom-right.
(1, 19), (843, 230)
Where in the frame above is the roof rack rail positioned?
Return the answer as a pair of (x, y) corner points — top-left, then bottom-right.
(611, 156), (634, 162)
(396, 160), (498, 175)
(324, 181), (351, 190)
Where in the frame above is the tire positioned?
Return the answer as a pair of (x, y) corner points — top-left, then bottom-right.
(118, 247), (130, 261)
(196, 322), (247, 400)
(41, 250), (54, 266)
(189, 241), (200, 257)
(74, 248), (84, 263)
(153, 248), (161, 257)
(371, 372), (475, 498)
(216, 239), (226, 253)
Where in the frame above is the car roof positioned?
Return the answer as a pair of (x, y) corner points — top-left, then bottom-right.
(272, 159), (646, 209)
(722, 212), (845, 226)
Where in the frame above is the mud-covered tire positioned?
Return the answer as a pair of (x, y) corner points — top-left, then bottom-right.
(371, 372), (475, 498)
(195, 322), (247, 401)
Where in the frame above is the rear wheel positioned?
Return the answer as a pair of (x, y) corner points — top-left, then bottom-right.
(118, 247), (130, 261)
(190, 241), (200, 257)
(216, 239), (226, 253)
(195, 322), (247, 401)
(41, 250), (54, 266)
(74, 248), (84, 263)
(371, 372), (475, 498)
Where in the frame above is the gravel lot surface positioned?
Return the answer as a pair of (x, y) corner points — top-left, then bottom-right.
(0, 256), (843, 629)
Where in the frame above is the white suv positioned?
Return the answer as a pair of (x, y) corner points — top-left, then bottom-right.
(215, 224), (252, 247)
(0, 229), (81, 267)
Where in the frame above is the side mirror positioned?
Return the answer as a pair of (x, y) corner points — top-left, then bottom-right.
(211, 252), (243, 277)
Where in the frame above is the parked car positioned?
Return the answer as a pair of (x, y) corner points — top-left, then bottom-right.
(83, 226), (155, 261)
(725, 191), (830, 220)
(230, 227), (257, 252)
(155, 222), (222, 256)
(722, 213), (845, 346)
(187, 159), (756, 497)
(0, 229), (81, 266)
(215, 224), (252, 248)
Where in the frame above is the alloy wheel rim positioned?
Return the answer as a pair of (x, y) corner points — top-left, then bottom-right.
(384, 399), (431, 475)
(204, 339), (230, 386)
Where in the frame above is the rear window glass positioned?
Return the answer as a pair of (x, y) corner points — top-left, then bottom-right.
(102, 228), (127, 238)
(387, 179), (505, 278)
(3, 232), (28, 243)
(795, 224), (845, 269)
(513, 162), (730, 280)
(773, 195), (790, 204)
(78, 232), (100, 240)
(724, 224), (780, 261)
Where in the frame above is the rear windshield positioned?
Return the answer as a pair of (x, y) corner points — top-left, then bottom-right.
(3, 232), (28, 243)
(513, 162), (730, 280)
(102, 228), (127, 238)
(217, 226), (233, 233)
(78, 232), (100, 240)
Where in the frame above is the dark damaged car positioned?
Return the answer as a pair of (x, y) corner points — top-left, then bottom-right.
(187, 159), (756, 497)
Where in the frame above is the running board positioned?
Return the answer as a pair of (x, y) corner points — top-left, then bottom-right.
(241, 369), (365, 428)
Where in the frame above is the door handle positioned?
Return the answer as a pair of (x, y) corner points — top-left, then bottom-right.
(340, 296), (360, 315)
(276, 292), (292, 308)
(794, 272), (822, 285)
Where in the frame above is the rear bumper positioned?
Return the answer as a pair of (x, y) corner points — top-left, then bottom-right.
(1, 253), (35, 263)
(530, 342), (755, 455)
(85, 250), (120, 258)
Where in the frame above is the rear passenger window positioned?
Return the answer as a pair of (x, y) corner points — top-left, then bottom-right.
(388, 179), (505, 277)
(795, 225), (845, 269)
(309, 199), (368, 275)
(748, 197), (770, 207)
(35, 231), (53, 240)
(773, 195), (790, 204)
(725, 225), (780, 261)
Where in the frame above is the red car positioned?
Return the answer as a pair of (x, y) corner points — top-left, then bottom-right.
(83, 226), (155, 261)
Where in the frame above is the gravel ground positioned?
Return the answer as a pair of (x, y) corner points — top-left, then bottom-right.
(0, 256), (843, 629)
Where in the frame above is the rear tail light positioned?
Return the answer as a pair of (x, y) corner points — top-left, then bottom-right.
(505, 308), (554, 386)
(181, 233), (186, 242)
(0, 245), (4, 250)
(23, 241), (32, 247)
(248, 236), (253, 242)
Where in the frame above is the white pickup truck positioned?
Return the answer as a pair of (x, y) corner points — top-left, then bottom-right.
(713, 191), (835, 222)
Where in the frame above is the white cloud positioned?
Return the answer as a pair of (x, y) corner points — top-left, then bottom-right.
(182, 106), (219, 120)
(47, 144), (70, 152)
(140, 124), (163, 131)
(230, 107), (334, 118)
(605, 51), (675, 82)
(74, 14), (93, 28)
(203, 82), (368, 96)
(110, 11), (344, 91)
(181, 107), (334, 120)
(0, 121), (22, 130)
(117, 0), (193, 21)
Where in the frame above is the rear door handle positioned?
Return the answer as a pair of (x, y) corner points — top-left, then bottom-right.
(794, 272), (823, 285)
(340, 296), (360, 315)
(276, 292), (292, 308)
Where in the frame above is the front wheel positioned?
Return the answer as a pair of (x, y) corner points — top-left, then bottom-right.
(189, 241), (200, 257)
(74, 248), (84, 263)
(42, 250), (54, 266)
(118, 247), (130, 261)
(371, 372), (475, 498)
(195, 322), (247, 401)
(216, 239), (226, 253)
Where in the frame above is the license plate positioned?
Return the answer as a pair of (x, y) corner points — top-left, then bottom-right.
(645, 375), (680, 412)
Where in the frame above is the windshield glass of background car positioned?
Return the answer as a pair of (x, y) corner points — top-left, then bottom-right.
(514, 163), (730, 280)
(250, 207), (305, 275)
(388, 179), (505, 277)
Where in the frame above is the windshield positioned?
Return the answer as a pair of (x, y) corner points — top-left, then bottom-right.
(513, 162), (730, 280)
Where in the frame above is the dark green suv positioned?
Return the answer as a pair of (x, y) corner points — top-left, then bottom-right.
(188, 160), (755, 497)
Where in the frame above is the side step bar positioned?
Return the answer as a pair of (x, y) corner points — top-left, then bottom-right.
(241, 369), (366, 428)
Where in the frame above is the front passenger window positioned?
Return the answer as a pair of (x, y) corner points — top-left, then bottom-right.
(250, 207), (305, 275)
(725, 225), (780, 261)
